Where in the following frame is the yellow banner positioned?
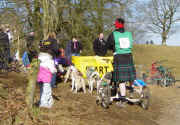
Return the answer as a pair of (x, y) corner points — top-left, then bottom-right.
(72, 56), (113, 78)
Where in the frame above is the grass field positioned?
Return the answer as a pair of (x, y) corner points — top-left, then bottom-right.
(133, 44), (180, 78)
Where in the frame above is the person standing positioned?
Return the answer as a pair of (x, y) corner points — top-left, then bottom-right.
(26, 32), (38, 62)
(5, 28), (12, 61)
(43, 32), (59, 88)
(37, 52), (57, 108)
(71, 37), (82, 56)
(106, 18), (136, 107)
(65, 40), (72, 65)
(37, 32), (59, 107)
(93, 33), (107, 56)
(6, 28), (13, 42)
(0, 25), (10, 70)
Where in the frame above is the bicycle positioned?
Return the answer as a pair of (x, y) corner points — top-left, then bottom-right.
(143, 60), (176, 87)
(156, 66), (176, 87)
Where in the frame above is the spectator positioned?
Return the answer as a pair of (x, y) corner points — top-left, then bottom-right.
(41, 32), (59, 88)
(93, 33), (107, 56)
(26, 32), (38, 62)
(37, 52), (57, 108)
(65, 40), (72, 65)
(150, 40), (154, 45)
(6, 28), (13, 60)
(44, 32), (59, 58)
(56, 48), (68, 66)
(22, 51), (30, 68)
(146, 41), (149, 45)
(26, 32), (35, 50)
(71, 37), (82, 56)
(0, 25), (10, 70)
(6, 28), (13, 42)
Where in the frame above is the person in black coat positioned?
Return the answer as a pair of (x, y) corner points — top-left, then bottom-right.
(0, 26), (10, 69)
(93, 33), (107, 56)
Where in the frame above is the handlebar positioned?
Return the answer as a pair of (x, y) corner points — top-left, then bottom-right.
(153, 59), (168, 64)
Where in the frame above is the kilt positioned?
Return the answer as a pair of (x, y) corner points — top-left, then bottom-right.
(113, 54), (136, 82)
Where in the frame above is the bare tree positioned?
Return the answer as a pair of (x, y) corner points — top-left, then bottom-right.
(145, 0), (180, 45)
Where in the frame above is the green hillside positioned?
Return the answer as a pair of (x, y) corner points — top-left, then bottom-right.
(133, 44), (180, 78)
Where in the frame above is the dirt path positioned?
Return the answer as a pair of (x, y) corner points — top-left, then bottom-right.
(156, 85), (180, 125)
(1, 73), (180, 125)
(38, 84), (162, 125)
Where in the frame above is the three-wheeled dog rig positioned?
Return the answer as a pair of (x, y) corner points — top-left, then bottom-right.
(96, 72), (150, 109)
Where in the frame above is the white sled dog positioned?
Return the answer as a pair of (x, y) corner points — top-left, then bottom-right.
(86, 67), (101, 94)
(65, 65), (86, 93)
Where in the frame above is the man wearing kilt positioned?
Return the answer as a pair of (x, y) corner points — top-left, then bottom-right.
(106, 18), (136, 107)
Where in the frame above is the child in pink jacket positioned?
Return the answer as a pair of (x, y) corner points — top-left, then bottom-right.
(37, 52), (57, 108)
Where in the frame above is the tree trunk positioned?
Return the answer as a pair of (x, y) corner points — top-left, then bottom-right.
(162, 38), (167, 45)
(42, 0), (49, 39)
(25, 58), (40, 109)
(161, 32), (167, 45)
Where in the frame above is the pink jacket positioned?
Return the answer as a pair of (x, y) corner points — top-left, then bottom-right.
(37, 66), (52, 83)
(37, 52), (57, 83)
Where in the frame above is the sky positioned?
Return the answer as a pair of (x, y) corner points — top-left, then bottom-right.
(148, 23), (180, 46)
(167, 31), (180, 46)
(138, 0), (180, 46)
(0, 0), (14, 9)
